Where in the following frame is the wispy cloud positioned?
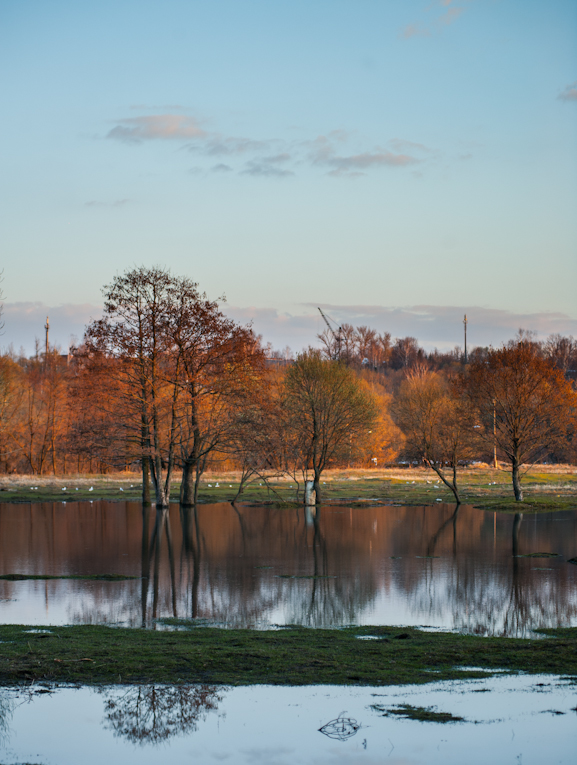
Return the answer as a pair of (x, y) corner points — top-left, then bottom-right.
(1, 302), (103, 355)
(308, 135), (418, 177)
(224, 303), (577, 354)
(558, 81), (577, 102)
(5, 300), (575, 357)
(389, 138), (433, 154)
(107, 113), (427, 178)
(304, 303), (577, 350)
(241, 160), (294, 178)
(107, 115), (206, 143)
(201, 136), (275, 156)
(401, 0), (467, 39)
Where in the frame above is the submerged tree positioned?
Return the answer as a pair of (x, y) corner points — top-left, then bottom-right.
(84, 266), (263, 505)
(283, 350), (378, 503)
(85, 267), (179, 505)
(164, 276), (264, 505)
(459, 341), (577, 501)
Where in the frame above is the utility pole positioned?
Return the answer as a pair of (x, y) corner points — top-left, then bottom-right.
(493, 398), (498, 469)
(44, 316), (50, 357)
(463, 314), (468, 364)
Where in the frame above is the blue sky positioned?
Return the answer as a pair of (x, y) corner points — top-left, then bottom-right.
(2, 0), (576, 353)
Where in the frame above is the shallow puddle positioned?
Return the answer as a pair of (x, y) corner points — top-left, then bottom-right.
(0, 501), (576, 635)
(0, 675), (575, 764)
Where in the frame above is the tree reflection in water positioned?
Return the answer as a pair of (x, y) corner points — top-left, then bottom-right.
(99, 684), (223, 745)
(285, 505), (379, 627)
(0, 691), (14, 747)
(141, 506), (178, 624)
(413, 508), (577, 637)
(4, 500), (575, 635)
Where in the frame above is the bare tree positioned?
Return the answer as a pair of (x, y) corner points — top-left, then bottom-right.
(390, 337), (424, 370)
(543, 334), (577, 378)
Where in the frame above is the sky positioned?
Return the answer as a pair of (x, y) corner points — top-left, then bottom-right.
(1, 0), (576, 354)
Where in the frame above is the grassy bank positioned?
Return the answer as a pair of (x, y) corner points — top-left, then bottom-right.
(0, 466), (575, 512)
(0, 624), (576, 687)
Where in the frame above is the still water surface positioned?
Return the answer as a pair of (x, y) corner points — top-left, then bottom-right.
(1, 675), (576, 764)
(0, 501), (576, 636)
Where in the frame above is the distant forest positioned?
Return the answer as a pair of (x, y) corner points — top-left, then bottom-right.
(0, 268), (575, 500)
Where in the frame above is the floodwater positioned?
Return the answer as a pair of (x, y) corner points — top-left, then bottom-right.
(0, 501), (576, 636)
(0, 675), (575, 764)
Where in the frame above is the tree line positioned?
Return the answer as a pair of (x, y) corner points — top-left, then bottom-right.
(0, 266), (575, 504)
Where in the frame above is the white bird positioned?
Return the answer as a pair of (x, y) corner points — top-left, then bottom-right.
(119, 488), (124, 492)
(89, 487), (93, 491)
(62, 487), (66, 491)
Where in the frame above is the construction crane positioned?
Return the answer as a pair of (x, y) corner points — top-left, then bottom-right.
(318, 307), (342, 361)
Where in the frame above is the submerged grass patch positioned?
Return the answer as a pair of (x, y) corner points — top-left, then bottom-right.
(371, 703), (465, 723)
(0, 624), (576, 687)
(516, 553), (561, 559)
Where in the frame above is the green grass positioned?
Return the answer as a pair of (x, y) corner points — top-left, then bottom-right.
(0, 624), (576, 687)
(0, 466), (575, 513)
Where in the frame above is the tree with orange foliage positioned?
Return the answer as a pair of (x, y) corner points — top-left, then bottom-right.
(0, 354), (24, 471)
(393, 369), (473, 503)
(85, 266), (264, 505)
(85, 267), (183, 505)
(161, 275), (264, 505)
(10, 352), (70, 475)
(459, 341), (577, 501)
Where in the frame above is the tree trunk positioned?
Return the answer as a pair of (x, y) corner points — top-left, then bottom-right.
(512, 461), (523, 501)
(180, 460), (196, 505)
(142, 457), (151, 505)
(512, 512), (523, 556)
(427, 460), (461, 504)
(313, 468), (322, 504)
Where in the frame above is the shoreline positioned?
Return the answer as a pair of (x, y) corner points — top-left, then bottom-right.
(0, 465), (575, 513)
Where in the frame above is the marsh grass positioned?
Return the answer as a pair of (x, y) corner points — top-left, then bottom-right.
(0, 466), (574, 512)
(0, 624), (576, 687)
(371, 703), (465, 723)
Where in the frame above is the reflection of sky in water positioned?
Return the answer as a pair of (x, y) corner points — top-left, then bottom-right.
(0, 502), (576, 635)
(0, 676), (575, 764)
